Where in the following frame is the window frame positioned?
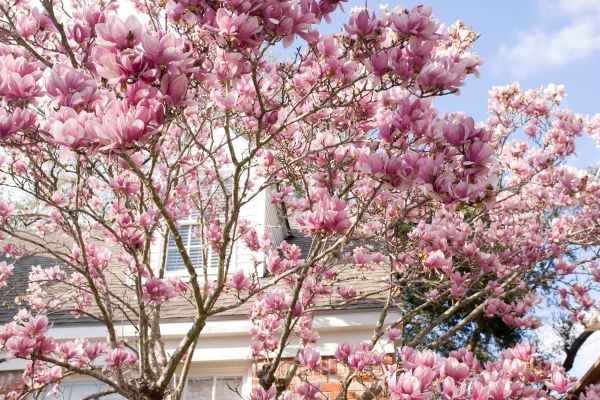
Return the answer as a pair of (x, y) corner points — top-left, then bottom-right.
(184, 374), (245, 400)
(183, 363), (251, 400)
(162, 175), (237, 278)
(44, 380), (125, 399)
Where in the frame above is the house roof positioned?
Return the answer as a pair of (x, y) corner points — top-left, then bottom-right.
(572, 356), (600, 397)
(0, 230), (389, 326)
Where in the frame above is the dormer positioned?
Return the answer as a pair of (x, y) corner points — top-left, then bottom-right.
(148, 131), (288, 279)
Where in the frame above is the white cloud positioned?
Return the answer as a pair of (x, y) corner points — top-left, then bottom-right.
(541, 0), (600, 16)
(496, 0), (600, 79)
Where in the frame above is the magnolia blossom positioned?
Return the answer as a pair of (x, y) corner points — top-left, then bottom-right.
(298, 345), (321, 369)
(95, 15), (142, 50)
(297, 195), (352, 236)
(0, 2), (597, 400)
(0, 261), (14, 287)
(227, 269), (250, 291)
(142, 278), (177, 305)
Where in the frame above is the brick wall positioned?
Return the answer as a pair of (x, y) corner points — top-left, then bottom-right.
(252, 357), (391, 399)
(0, 370), (25, 399)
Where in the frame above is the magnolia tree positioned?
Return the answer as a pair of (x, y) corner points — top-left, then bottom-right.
(0, 0), (599, 399)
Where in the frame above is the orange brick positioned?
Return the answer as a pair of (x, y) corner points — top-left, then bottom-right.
(328, 359), (338, 374)
(321, 382), (341, 392)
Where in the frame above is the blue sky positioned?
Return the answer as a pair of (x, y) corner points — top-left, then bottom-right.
(315, 0), (600, 168)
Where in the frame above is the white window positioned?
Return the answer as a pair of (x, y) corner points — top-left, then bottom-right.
(185, 376), (243, 400)
(45, 381), (125, 399)
(165, 179), (234, 274)
(165, 213), (205, 272)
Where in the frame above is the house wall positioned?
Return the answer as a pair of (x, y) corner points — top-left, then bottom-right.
(0, 311), (397, 398)
(264, 188), (288, 247)
(251, 356), (392, 399)
(0, 370), (26, 397)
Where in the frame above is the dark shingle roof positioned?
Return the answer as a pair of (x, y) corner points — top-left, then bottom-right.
(0, 230), (388, 325)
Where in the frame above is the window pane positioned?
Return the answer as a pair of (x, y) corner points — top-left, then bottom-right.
(209, 245), (233, 270)
(166, 226), (191, 271)
(215, 377), (243, 400)
(187, 377), (213, 399)
(189, 245), (203, 268)
(47, 382), (125, 399)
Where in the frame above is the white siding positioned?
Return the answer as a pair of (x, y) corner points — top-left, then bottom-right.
(264, 188), (287, 246)
(234, 175), (264, 275)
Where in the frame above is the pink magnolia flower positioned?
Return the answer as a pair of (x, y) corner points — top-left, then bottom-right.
(441, 376), (467, 399)
(0, 261), (14, 287)
(415, 349), (437, 368)
(142, 278), (177, 305)
(262, 4), (317, 47)
(369, 52), (389, 77)
(385, 328), (402, 341)
(335, 342), (352, 362)
(58, 341), (84, 361)
(83, 341), (107, 360)
(545, 369), (574, 394)
(23, 316), (49, 337)
(297, 195), (352, 236)
(204, 223), (222, 250)
(96, 49), (154, 85)
(295, 382), (321, 399)
(338, 285), (356, 300)
(0, 54), (44, 101)
(486, 379), (511, 400)
(45, 65), (97, 108)
(440, 357), (469, 382)
(316, 35), (339, 58)
(142, 32), (192, 73)
(298, 345), (320, 369)
(423, 250), (453, 275)
(464, 141), (494, 166)
(210, 90), (238, 109)
(213, 49), (247, 81)
(417, 59), (459, 92)
(49, 112), (100, 149)
(211, 8), (262, 49)
(443, 115), (480, 146)
(580, 384), (600, 400)
(227, 270), (250, 292)
(347, 350), (375, 371)
(69, 19), (92, 44)
(104, 348), (137, 370)
(279, 241), (301, 260)
(388, 372), (429, 400)
(166, 277), (188, 295)
(6, 336), (36, 357)
(16, 14), (39, 37)
(0, 107), (35, 139)
(358, 152), (407, 187)
(469, 382), (490, 400)
(250, 386), (276, 400)
(389, 5), (440, 40)
(95, 99), (164, 147)
(160, 74), (188, 106)
(95, 15), (142, 50)
(0, 200), (12, 220)
(344, 9), (379, 37)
